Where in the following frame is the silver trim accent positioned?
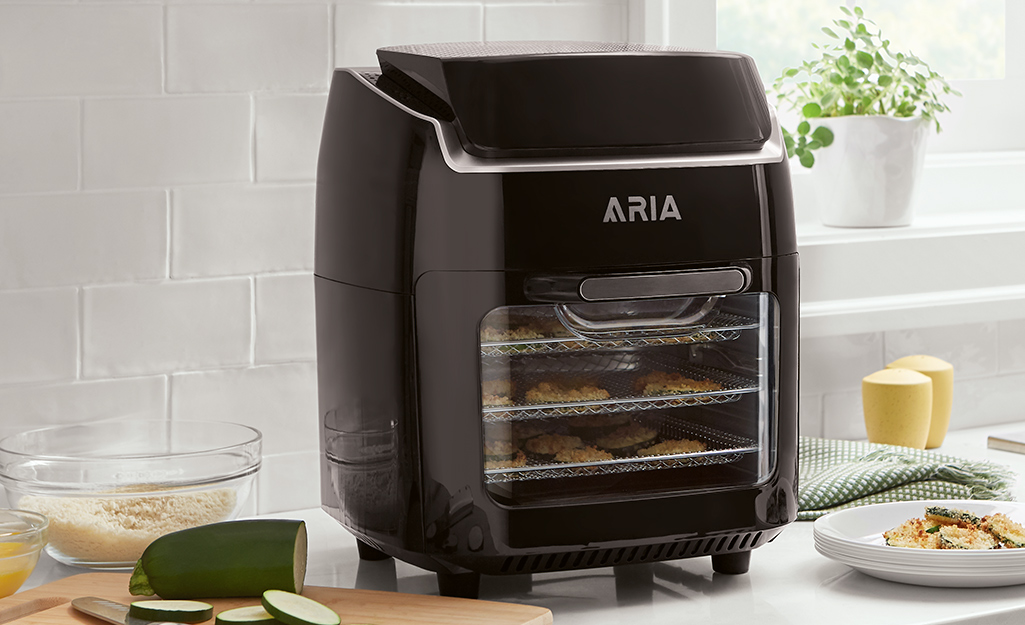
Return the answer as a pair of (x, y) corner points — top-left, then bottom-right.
(579, 268), (749, 301)
(345, 69), (787, 174)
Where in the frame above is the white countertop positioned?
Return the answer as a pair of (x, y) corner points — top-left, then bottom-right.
(21, 422), (1025, 625)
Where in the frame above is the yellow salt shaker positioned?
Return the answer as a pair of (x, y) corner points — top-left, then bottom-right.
(887, 355), (954, 449)
(862, 368), (933, 449)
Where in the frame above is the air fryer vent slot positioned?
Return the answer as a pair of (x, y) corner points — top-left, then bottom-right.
(498, 531), (766, 574)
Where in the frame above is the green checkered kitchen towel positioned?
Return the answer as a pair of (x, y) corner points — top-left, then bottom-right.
(797, 436), (1016, 520)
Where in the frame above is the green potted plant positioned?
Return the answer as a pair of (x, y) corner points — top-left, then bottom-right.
(771, 4), (959, 227)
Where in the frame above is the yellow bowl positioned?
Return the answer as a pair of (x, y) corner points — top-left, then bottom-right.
(0, 509), (48, 598)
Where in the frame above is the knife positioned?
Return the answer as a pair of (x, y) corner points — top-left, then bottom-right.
(71, 597), (176, 625)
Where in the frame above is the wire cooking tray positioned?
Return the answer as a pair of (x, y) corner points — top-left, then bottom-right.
(480, 311), (757, 357)
(484, 417), (757, 483)
(482, 361), (757, 422)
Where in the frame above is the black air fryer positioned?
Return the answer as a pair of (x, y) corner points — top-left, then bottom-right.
(315, 42), (798, 599)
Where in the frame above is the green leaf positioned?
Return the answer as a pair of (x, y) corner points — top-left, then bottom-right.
(845, 38), (856, 51)
(854, 5), (864, 17)
(822, 27), (839, 39)
(843, 102), (855, 115)
(783, 135), (795, 155)
(878, 74), (893, 87)
(799, 151), (815, 168)
(806, 140), (823, 150)
(797, 120), (811, 135)
(856, 22), (867, 33)
(837, 55), (850, 69)
(856, 50), (874, 68)
(836, 19), (851, 30)
(802, 102), (822, 118)
(811, 126), (834, 146)
(839, 5), (853, 16)
(925, 525), (941, 534)
(785, 67), (800, 77)
(829, 72), (843, 85)
(821, 91), (839, 109)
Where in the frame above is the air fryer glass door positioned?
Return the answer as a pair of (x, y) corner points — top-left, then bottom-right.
(479, 292), (777, 506)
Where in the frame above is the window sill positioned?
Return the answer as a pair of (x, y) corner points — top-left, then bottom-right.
(795, 151), (1025, 338)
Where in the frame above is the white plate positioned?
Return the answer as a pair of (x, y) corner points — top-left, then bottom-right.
(812, 500), (1025, 587)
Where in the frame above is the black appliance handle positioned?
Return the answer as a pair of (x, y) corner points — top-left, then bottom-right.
(577, 268), (749, 301)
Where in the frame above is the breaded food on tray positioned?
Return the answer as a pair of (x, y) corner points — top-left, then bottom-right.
(525, 380), (610, 404)
(480, 315), (572, 342)
(554, 446), (614, 463)
(524, 433), (585, 459)
(485, 450), (528, 470)
(482, 378), (515, 406)
(633, 370), (722, 396)
(638, 438), (707, 457)
(595, 423), (658, 457)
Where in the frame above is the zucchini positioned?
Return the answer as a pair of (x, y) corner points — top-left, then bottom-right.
(983, 513), (1025, 548)
(925, 506), (981, 527)
(937, 525), (998, 550)
(129, 600), (213, 623)
(262, 590), (340, 625)
(129, 519), (307, 599)
(216, 606), (282, 625)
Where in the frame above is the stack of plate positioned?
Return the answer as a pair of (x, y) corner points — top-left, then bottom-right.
(813, 499), (1025, 587)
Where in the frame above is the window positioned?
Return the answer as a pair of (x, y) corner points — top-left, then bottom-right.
(632, 0), (1025, 153)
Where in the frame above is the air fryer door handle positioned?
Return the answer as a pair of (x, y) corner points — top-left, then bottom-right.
(578, 267), (749, 301)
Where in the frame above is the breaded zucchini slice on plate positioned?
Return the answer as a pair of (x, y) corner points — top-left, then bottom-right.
(982, 513), (1025, 548)
(883, 518), (941, 549)
(938, 525), (998, 550)
(925, 505), (981, 527)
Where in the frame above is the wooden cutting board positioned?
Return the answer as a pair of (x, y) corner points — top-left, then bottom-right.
(0, 574), (552, 625)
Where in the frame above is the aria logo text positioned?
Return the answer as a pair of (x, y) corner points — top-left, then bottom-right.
(603, 195), (682, 223)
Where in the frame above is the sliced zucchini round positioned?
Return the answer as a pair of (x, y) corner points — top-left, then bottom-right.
(129, 600), (214, 623)
(261, 590), (340, 625)
(216, 606), (281, 625)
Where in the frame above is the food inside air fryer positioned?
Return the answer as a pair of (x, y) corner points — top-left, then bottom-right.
(554, 446), (614, 463)
(566, 413), (632, 438)
(21, 489), (236, 565)
(882, 507), (1025, 550)
(483, 438), (517, 459)
(480, 313), (573, 342)
(128, 519), (307, 598)
(481, 379), (514, 406)
(525, 380), (610, 404)
(638, 438), (707, 457)
(512, 420), (555, 443)
(633, 370), (723, 395)
(524, 434), (585, 458)
(594, 423), (658, 457)
(485, 450), (528, 470)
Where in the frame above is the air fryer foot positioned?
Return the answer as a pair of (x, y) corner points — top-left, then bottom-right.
(355, 539), (391, 561)
(437, 571), (481, 599)
(711, 551), (751, 575)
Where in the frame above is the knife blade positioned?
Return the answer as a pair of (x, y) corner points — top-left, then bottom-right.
(71, 597), (176, 625)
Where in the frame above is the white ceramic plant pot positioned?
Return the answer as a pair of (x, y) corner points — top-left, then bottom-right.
(813, 116), (929, 228)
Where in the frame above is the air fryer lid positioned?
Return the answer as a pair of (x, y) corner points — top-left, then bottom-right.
(376, 41), (772, 159)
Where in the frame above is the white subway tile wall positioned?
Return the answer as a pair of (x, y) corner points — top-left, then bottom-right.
(0, 1), (1018, 514)
(0, 0), (635, 514)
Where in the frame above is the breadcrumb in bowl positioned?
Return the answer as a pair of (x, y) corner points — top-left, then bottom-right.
(0, 420), (260, 569)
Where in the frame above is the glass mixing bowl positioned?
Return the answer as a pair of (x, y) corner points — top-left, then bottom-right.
(0, 509), (48, 598)
(0, 420), (261, 569)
